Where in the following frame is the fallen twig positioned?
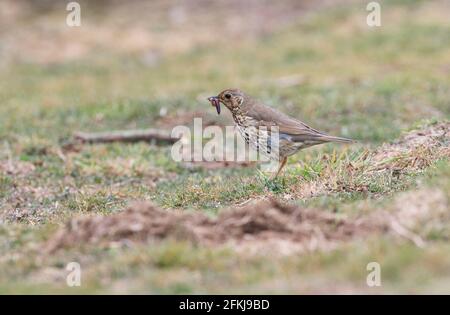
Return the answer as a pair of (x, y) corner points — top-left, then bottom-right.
(73, 129), (179, 145)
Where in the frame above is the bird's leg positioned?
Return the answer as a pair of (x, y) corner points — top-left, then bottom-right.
(271, 157), (287, 180)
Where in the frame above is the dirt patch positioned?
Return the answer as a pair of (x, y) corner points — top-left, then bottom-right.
(394, 188), (448, 230)
(44, 188), (449, 254)
(0, 160), (35, 176)
(0, 184), (59, 224)
(389, 188), (449, 247)
(45, 198), (382, 253)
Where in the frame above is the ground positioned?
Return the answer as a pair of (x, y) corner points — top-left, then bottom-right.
(0, 0), (449, 293)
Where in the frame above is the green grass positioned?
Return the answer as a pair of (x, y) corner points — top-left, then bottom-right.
(0, 0), (449, 293)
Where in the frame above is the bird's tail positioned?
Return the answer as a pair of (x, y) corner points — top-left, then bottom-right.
(318, 134), (355, 144)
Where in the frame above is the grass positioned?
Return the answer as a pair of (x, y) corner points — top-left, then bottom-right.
(0, 0), (449, 293)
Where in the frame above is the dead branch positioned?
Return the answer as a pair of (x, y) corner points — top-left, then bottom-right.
(73, 129), (179, 145)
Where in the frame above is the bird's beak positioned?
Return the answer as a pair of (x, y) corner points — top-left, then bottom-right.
(207, 96), (221, 115)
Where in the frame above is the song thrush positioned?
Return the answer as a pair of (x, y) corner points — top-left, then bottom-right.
(208, 88), (354, 178)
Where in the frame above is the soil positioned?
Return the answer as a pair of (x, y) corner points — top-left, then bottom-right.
(45, 198), (383, 253)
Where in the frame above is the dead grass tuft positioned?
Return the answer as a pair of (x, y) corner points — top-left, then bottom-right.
(370, 122), (449, 172)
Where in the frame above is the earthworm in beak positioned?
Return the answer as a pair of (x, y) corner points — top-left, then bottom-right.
(207, 96), (221, 115)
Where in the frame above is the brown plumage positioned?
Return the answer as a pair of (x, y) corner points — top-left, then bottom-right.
(208, 88), (354, 178)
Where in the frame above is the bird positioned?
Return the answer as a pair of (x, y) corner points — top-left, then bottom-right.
(208, 88), (354, 178)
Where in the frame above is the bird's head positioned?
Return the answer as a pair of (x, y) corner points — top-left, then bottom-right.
(208, 88), (245, 115)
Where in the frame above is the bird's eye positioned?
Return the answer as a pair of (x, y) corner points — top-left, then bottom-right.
(224, 93), (232, 99)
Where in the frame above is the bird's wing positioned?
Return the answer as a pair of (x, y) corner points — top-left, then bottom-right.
(247, 102), (353, 143)
(247, 103), (325, 137)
